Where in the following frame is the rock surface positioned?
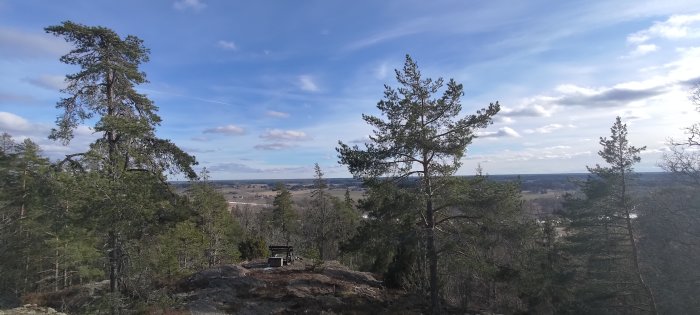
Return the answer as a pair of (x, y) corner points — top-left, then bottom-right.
(175, 260), (427, 314)
(0, 304), (66, 315)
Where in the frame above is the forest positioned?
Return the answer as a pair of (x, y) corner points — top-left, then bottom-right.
(1, 21), (700, 315)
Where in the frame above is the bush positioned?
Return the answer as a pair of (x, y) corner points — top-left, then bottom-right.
(238, 237), (269, 260)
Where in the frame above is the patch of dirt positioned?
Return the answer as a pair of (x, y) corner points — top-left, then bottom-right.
(175, 260), (430, 314)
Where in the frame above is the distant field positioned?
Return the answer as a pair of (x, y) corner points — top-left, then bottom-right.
(212, 183), (365, 210)
(169, 173), (671, 212)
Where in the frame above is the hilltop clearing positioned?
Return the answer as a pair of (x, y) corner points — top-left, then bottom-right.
(176, 260), (439, 314)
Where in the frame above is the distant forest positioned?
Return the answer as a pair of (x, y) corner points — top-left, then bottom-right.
(173, 172), (675, 193)
(1, 21), (699, 314)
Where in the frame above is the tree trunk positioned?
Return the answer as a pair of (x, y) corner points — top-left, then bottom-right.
(620, 166), (657, 315)
(624, 208), (657, 315)
(108, 231), (118, 293)
(423, 165), (440, 314)
(20, 167), (27, 219)
(54, 248), (59, 292)
(426, 197), (439, 314)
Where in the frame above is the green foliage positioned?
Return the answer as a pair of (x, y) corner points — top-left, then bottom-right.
(238, 237), (269, 261)
(151, 221), (207, 279)
(336, 54), (500, 312)
(559, 117), (656, 314)
(189, 174), (242, 266)
(42, 22), (200, 304)
(271, 182), (298, 246)
(637, 185), (700, 314)
(304, 164), (359, 261)
(342, 181), (422, 279)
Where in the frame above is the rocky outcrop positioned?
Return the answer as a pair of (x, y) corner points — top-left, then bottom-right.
(0, 304), (67, 315)
(175, 261), (427, 314)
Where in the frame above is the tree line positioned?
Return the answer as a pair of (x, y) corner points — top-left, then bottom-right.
(1, 21), (699, 314)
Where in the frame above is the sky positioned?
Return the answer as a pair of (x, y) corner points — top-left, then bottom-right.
(1, 0), (699, 179)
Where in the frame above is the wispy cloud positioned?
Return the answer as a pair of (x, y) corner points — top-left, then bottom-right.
(265, 110), (290, 118)
(253, 143), (296, 151)
(628, 13), (700, 43)
(208, 162), (263, 173)
(208, 162), (311, 174)
(501, 104), (553, 117)
(203, 124), (245, 135)
(621, 44), (658, 59)
(375, 63), (388, 79)
(298, 75), (319, 92)
(524, 123), (571, 134)
(25, 74), (67, 90)
(0, 92), (36, 105)
(343, 16), (431, 51)
(0, 27), (70, 59)
(477, 127), (521, 138)
(260, 129), (309, 141)
(173, 0), (206, 11)
(217, 40), (237, 51)
(551, 83), (667, 107)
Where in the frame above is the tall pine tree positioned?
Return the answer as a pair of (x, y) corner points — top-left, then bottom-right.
(45, 21), (197, 300)
(337, 55), (499, 313)
(562, 117), (656, 314)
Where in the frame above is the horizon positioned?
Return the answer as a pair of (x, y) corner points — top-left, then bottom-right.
(1, 1), (699, 179)
(172, 171), (669, 183)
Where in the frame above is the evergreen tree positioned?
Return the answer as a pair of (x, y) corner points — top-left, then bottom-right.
(271, 183), (297, 246)
(561, 117), (656, 314)
(337, 54), (499, 312)
(45, 21), (197, 301)
(305, 163), (359, 261)
(308, 163), (331, 259)
(189, 169), (241, 267)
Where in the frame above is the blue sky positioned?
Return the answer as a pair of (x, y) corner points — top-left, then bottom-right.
(1, 0), (699, 179)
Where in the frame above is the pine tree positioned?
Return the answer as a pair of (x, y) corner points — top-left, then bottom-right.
(562, 117), (656, 314)
(189, 168), (241, 267)
(337, 55), (499, 312)
(45, 21), (197, 300)
(305, 163), (359, 261)
(271, 183), (297, 246)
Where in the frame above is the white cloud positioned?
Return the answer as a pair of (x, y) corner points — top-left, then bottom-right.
(217, 40), (237, 51)
(25, 74), (67, 90)
(203, 124), (245, 135)
(621, 44), (658, 59)
(524, 123), (566, 134)
(478, 127), (521, 138)
(501, 104), (553, 117)
(173, 0), (206, 11)
(298, 75), (319, 92)
(0, 112), (32, 132)
(253, 143), (296, 151)
(260, 129), (309, 141)
(265, 110), (290, 118)
(0, 112), (97, 160)
(549, 83), (667, 107)
(208, 162), (310, 174)
(0, 27), (70, 59)
(628, 13), (700, 43)
(497, 116), (515, 124)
